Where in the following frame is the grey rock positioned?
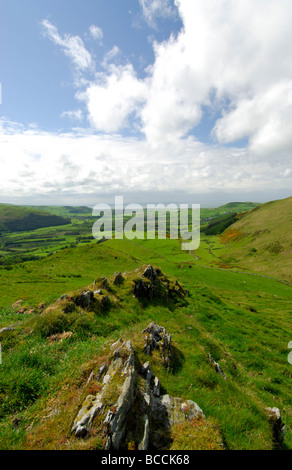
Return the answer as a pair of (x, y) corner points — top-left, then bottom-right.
(57, 294), (68, 302)
(153, 376), (160, 397)
(112, 272), (124, 285)
(208, 354), (226, 379)
(74, 291), (94, 309)
(110, 338), (124, 351)
(265, 407), (286, 447)
(138, 415), (150, 450)
(142, 265), (158, 281)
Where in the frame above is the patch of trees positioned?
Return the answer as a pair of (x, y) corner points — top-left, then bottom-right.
(3, 214), (70, 233)
(203, 212), (238, 235)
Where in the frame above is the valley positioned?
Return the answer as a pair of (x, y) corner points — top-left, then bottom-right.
(0, 198), (291, 451)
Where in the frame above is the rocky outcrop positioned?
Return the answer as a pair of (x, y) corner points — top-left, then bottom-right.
(132, 265), (188, 303)
(265, 407), (286, 448)
(71, 340), (135, 443)
(143, 321), (172, 369)
(43, 265), (187, 320)
(71, 322), (205, 450)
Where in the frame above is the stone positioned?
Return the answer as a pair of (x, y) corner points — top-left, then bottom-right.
(142, 265), (158, 281)
(101, 277), (108, 288)
(57, 294), (68, 302)
(138, 415), (150, 450)
(71, 321), (205, 451)
(74, 291), (94, 309)
(112, 272), (124, 285)
(265, 407), (286, 447)
(208, 354), (226, 379)
(153, 376), (160, 397)
(100, 295), (110, 310)
(152, 395), (204, 428)
(71, 394), (104, 437)
(143, 322), (172, 369)
(110, 338), (124, 351)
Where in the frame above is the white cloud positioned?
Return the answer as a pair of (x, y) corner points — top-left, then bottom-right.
(42, 19), (94, 72)
(79, 64), (147, 133)
(139, 0), (177, 27)
(60, 109), (84, 121)
(138, 0), (292, 148)
(0, 119), (291, 204)
(5, 3), (292, 203)
(89, 24), (103, 42)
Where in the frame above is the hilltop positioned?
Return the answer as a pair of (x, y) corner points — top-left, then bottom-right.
(219, 196), (292, 281)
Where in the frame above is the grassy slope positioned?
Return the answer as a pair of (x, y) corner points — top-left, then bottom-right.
(0, 204), (70, 233)
(27, 205), (93, 218)
(218, 196), (292, 281)
(0, 237), (291, 450)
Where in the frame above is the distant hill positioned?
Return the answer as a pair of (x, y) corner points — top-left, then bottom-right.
(219, 196), (292, 281)
(0, 204), (70, 233)
(200, 202), (260, 234)
(217, 202), (260, 212)
(27, 205), (93, 217)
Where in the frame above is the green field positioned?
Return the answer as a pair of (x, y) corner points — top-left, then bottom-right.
(0, 199), (291, 450)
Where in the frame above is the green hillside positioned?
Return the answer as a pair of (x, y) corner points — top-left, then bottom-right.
(28, 205), (93, 218)
(0, 229), (291, 450)
(218, 196), (292, 282)
(0, 204), (70, 233)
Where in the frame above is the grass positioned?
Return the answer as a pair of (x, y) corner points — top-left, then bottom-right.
(0, 199), (291, 450)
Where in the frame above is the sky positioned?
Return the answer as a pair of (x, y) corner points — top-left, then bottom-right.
(0, 0), (292, 207)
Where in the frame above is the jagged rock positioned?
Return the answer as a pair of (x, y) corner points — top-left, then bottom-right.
(104, 341), (136, 450)
(152, 395), (205, 428)
(71, 394), (104, 437)
(57, 294), (69, 302)
(101, 277), (108, 288)
(94, 276), (108, 289)
(100, 295), (110, 310)
(74, 291), (94, 309)
(143, 322), (172, 369)
(265, 407), (286, 447)
(110, 338), (124, 351)
(142, 265), (159, 281)
(208, 354), (226, 379)
(71, 323), (204, 451)
(138, 415), (150, 450)
(153, 376), (160, 397)
(133, 278), (156, 300)
(112, 272), (124, 285)
(97, 364), (108, 380)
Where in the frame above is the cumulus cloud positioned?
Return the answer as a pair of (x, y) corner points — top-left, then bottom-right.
(78, 64), (147, 133)
(2, 1), (292, 203)
(139, 0), (292, 148)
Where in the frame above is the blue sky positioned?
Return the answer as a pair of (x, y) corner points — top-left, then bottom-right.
(1, 0), (178, 131)
(0, 0), (292, 206)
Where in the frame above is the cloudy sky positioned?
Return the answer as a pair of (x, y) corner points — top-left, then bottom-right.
(0, 0), (292, 207)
